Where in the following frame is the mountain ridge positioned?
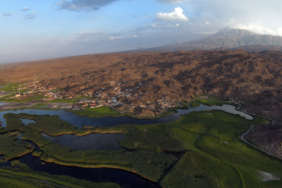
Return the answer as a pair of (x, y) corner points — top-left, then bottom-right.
(128, 28), (282, 53)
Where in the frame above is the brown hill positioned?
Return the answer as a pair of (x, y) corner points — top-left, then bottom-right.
(1, 49), (282, 122)
(246, 124), (282, 158)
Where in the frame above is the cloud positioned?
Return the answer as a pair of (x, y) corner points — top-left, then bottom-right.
(151, 23), (180, 28)
(186, 0), (282, 36)
(79, 31), (100, 35)
(26, 12), (37, 19)
(57, 0), (120, 11)
(156, 7), (188, 21)
(21, 7), (30, 11)
(109, 36), (122, 40)
(2, 12), (13, 16)
(226, 18), (280, 36)
(157, 0), (188, 4)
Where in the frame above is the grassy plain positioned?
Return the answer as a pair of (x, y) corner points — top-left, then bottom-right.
(0, 94), (44, 103)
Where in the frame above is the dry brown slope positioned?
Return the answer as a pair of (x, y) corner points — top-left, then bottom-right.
(1, 49), (282, 122)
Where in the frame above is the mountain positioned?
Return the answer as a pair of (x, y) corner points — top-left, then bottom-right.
(130, 28), (282, 52)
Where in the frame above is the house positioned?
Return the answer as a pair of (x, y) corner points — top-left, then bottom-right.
(140, 104), (147, 108)
(112, 98), (117, 103)
(15, 92), (21, 98)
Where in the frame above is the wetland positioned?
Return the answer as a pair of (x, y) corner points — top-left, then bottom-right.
(0, 103), (281, 188)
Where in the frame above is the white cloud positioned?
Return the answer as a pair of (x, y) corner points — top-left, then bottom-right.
(151, 23), (180, 28)
(226, 19), (281, 36)
(79, 31), (100, 35)
(278, 28), (282, 36)
(22, 7), (30, 11)
(109, 36), (122, 40)
(156, 7), (188, 22)
(157, 0), (188, 4)
(186, 0), (282, 36)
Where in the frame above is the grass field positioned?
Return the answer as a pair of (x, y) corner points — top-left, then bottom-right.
(48, 99), (75, 103)
(0, 83), (22, 92)
(70, 106), (121, 118)
(0, 94), (44, 103)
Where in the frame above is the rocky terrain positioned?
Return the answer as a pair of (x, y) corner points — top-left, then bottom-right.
(1, 49), (282, 122)
(246, 124), (282, 158)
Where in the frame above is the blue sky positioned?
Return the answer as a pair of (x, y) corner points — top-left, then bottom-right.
(1, 0), (282, 63)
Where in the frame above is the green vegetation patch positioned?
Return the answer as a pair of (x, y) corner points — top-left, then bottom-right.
(32, 103), (48, 108)
(0, 83), (22, 92)
(49, 99), (75, 103)
(193, 98), (230, 106)
(160, 152), (220, 188)
(40, 144), (177, 182)
(0, 132), (34, 163)
(69, 106), (121, 118)
(0, 94), (44, 103)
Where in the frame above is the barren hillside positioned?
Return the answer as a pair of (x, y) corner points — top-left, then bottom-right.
(1, 49), (282, 121)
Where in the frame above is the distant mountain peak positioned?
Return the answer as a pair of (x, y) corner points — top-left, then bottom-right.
(128, 28), (282, 53)
(213, 27), (256, 37)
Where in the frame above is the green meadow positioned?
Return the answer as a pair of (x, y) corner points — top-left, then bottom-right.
(69, 106), (121, 118)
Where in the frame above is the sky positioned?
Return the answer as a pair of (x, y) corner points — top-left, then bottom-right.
(1, 0), (282, 64)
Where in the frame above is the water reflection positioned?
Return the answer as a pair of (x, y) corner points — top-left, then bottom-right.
(19, 118), (36, 126)
(0, 109), (181, 129)
(2, 154), (160, 188)
(0, 104), (252, 129)
(42, 133), (126, 151)
(177, 104), (253, 120)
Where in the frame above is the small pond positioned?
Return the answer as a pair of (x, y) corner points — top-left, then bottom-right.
(177, 104), (253, 120)
(19, 118), (36, 126)
(42, 133), (127, 151)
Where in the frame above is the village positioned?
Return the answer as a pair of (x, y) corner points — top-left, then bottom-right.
(7, 80), (180, 117)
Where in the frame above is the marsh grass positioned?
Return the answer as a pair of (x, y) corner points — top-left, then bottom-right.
(0, 132), (34, 163)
